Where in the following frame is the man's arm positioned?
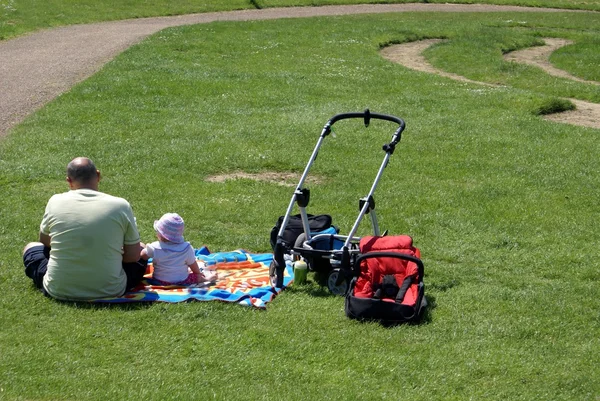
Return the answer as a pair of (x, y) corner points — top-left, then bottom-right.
(39, 232), (51, 248)
(123, 242), (141, 263)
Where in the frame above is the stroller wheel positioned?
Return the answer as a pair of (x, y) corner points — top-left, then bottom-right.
(327, 268), (348, 296)
(269, 260), (284, 288)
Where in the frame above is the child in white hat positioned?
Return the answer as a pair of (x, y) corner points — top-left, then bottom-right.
(141, 213), (209, 285)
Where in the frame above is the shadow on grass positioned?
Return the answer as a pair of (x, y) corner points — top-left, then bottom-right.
(65, 301), (154, 311)
(284, 281), (338, 298)
(29, 286), (155, 311)
(418, 293), (436, 325)
(288, 277), (438, 327)
(53, 298), (155, 310)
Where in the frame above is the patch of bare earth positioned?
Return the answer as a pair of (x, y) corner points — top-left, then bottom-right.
(380, 38), (600, 129)
(205, 171), (323, 187)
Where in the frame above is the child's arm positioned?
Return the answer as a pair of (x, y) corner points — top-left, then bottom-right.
(140, 242), (154, 260)
(188, 260), (205, 280)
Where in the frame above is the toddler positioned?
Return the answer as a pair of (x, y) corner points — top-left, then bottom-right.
(141, 213), (207, 285)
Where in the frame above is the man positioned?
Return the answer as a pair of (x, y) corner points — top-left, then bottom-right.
(23, 157), (146, 300)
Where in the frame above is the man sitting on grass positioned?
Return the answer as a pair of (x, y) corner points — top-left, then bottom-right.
(23, 157), (147, 301)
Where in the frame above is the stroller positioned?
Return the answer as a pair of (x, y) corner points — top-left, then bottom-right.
(269, 110), (421, 301)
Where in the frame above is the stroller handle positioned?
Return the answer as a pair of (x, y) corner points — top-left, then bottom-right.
(323, 109), (406, 144)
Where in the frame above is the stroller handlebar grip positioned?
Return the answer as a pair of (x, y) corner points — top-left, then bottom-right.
(323, 111), (406, 143)
(327, 111), (405, 128)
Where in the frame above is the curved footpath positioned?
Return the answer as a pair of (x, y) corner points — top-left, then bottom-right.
(381, 38), (600, 129)
(0, 3), (594, 138)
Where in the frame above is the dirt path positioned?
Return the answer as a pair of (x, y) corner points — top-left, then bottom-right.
(503, 38), (599, 86)
(0, 3), (595, 138)
(381, 38), (600, 129)
(380, 39), (496, 87)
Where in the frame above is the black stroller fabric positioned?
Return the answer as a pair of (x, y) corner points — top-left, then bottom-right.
(270, 214), (332, 251)
(345, 235), (426, 324)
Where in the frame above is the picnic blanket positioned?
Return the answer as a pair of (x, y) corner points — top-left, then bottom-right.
(92, 247), (293, 308)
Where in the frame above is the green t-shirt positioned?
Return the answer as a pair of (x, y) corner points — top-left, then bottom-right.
(40, 189), (140, 300)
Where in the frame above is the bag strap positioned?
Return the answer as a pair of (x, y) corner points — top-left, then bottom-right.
(372, 274), (415, 302)
(395, 275), (414, 303)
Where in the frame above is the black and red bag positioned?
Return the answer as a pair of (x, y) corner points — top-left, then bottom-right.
(345, 235), (427, 324)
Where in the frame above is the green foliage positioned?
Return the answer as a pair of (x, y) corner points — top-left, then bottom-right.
(1, 6), (600, 401)
(533, 97), (575, 115)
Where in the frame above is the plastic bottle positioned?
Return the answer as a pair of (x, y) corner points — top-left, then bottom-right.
(293, 259), (308, 285)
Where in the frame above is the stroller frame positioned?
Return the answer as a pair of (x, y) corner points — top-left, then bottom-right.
(270, 110), (406, 291)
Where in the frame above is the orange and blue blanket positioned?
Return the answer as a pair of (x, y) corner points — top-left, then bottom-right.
(92, 247), (293, 308)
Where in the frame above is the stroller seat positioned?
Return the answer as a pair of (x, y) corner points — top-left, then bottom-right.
(345, 235), (426, 324)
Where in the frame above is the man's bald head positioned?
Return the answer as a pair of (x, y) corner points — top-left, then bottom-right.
(66, 157), (100, 190)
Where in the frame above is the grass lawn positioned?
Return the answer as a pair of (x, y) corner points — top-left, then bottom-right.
(2, 0), (600, 40)
(1, 4), (600, 401)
